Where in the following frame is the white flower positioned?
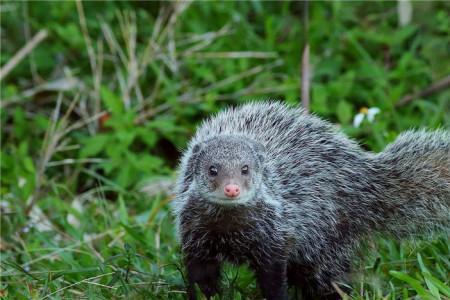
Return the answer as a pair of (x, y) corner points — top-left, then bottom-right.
(67, 198), (83, 228)
(18, 177), (26, 188)
(353, 107), (381, 128)
(353, 113), (365, 128)
(367, 107), (381, 122)
(29, 206), (53, 232)
(397, 0), (412, 27)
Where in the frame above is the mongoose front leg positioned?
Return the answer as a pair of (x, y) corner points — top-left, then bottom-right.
(254, 260), (288, 300)
(287, 262), (315, 299)
(185, 257), (221, 300)
(287, 262), (347, 300)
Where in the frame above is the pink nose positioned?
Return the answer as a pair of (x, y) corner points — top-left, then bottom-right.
(224, 184), (240, 198)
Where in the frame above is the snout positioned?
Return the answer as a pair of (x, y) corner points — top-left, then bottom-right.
(224, 184), (240, 198)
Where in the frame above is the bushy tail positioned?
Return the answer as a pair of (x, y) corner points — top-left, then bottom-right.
(371, 130), (450, 237)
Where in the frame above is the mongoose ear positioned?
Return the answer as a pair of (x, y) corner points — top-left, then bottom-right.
(191, 142), (203, 155)
(248, 140), (266, 165)
(185, 142), (203, 179)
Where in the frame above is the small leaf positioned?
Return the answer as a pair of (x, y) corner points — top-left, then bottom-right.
(138, 128), (158, 147)
(101, 86), (124, 115)
(312, 85), (329, 115)
(417, 254), (441, 299)
(80, 135), (109, 157)
(423, 272), (450, 297)
(389, 270), (435, 300)
(23, 157), (35, 173)
(118, 195), (128, 225)
(337, 101), (353, 124)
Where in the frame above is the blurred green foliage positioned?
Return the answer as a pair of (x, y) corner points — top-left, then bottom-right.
(1, 1), (449, 299)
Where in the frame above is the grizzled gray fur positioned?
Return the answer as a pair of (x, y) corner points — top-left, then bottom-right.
(173, 102), (450, 300)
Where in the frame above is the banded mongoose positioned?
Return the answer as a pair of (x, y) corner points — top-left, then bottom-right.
(173, 101), (450, 300)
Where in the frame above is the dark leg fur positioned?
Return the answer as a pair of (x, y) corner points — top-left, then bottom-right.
(287, 262), (345, 300)
(185, 258), (221, 300)
(287, 262), (318, 300)
(318, 293), (343, 300)
(253, 260), (288, 300)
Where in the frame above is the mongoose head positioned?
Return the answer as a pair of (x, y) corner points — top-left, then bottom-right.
(189, 135), (265, 206)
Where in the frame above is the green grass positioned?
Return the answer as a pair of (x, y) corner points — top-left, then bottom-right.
(1, 1), (449, 299)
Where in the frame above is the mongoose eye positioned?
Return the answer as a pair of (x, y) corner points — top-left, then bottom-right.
(241, 165), (249, 175)
(209, 166), (218, 176)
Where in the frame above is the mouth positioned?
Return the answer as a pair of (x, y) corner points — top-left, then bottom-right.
(207, 195), (249, 206)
